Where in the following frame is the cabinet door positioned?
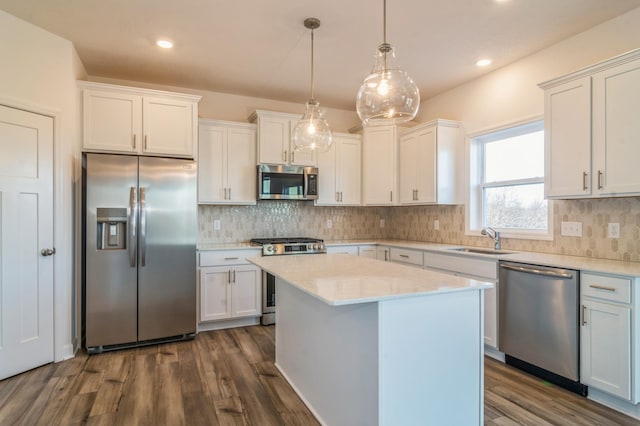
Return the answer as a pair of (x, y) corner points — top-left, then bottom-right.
(581, 299), (631, 400)
(200, 267), (232, 322)
(289, 120), (317, 166)
(377, 246), (390, 261)
(544, 77), (592, 198)
(231, 266), (262, 318)
(415, 127), (437, 203)
(363, 126), (397, 205)
(593, 58), (640, 196)
(316, 139), (338, 205)
(226, 126), (257, 203)
(83, 90), (141, 153)
(399, 133), (418, 204)
(143, 97), (195, 157)
(258, 116), (289, 164)
(337, 135), (362, 205)
(198, 124), (226, 203)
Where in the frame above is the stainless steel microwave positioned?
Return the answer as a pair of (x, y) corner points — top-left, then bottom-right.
(257, 164), (318, 200)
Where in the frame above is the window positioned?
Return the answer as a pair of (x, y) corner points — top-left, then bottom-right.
(467, 119), (552, 239)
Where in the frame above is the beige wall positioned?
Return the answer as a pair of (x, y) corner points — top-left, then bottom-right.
(88, 76), (360, 133)
(0, 10), (86, 360)
(196, 6), (640, 263)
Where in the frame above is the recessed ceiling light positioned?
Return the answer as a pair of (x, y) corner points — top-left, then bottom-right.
(156, 39), (173, 49)
(476, 59), (492, 67)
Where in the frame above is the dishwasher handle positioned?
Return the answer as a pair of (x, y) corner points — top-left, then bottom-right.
(501, 263), (574, 279)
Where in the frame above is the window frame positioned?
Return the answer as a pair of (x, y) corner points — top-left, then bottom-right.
(465, 117), (553, 241)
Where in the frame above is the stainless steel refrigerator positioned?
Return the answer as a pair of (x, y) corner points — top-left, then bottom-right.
(83, 153), (197, 353)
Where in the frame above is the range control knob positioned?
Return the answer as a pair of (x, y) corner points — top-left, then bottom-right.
(266, 245), (274, 253)
(313, 243), (319, 250)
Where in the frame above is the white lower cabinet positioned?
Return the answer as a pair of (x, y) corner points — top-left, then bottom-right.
(423, 252), (499, 349)
(326, 245), (359, 255)
(377, 246), (391, 262)
(390, 247), (423, 268)
(580, 272), (634, 402)
(358, 245), (377, 259)
(198, 249), (262, 323)
(200, 265), (262, 321)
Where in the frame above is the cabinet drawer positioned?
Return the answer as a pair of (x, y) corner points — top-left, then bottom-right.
(390, 247), (424, 266)
(327, 245), (359, 255)
(581, 273), (631, 304)
(199, 249), (261, 267)
(423, 252), (497, 280)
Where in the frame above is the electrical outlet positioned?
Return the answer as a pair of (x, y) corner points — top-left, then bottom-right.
(560, 221), (582, 237)
(433, 220), (440, 230)
(326, 219), (333, 229)
(608, 222), (620, 239)
(380, 219), (385, 228)
(213, 219), (221, 231)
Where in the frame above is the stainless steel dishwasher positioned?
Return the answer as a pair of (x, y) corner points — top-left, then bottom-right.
(499, 261), (587, 395)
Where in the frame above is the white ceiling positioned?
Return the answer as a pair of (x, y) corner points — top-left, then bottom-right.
(1, 0), (639, 110)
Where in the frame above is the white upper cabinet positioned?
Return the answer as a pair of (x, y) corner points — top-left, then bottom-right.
(399, 119), (461, 205)
(79, 81), (200, 158)
(362, 125), (398, 205)
(540, 49), (640, 199)
(316, 133), (361, 206)
(249, 110), (316, 166)
(198, 119), (256, 205)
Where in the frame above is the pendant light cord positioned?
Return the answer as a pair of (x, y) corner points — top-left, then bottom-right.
(310, 27), (315, 101)
(383, 0), (387, 45)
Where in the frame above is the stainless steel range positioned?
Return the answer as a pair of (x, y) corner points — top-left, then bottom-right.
(250, 237), (326, 325)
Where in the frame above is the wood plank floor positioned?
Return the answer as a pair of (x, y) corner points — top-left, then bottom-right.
(0, 326), (638, 425)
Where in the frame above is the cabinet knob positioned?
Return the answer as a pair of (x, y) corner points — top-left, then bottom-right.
(41, 248), (56, 256)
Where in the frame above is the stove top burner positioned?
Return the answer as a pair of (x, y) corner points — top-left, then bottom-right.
(250, 237), (326, 256)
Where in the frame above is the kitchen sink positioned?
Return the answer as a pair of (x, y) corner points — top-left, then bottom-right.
(447, 247), (515, 256)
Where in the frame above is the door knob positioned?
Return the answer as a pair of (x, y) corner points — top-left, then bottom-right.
(41, 248), (56, 256)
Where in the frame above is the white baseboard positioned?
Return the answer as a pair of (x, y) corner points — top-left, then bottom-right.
(484, 345), (505, 362)
(588, 388), (640, 420)
(197, 316), (260, 332)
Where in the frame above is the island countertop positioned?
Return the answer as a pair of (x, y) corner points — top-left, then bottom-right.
(248, 253), (493, 306)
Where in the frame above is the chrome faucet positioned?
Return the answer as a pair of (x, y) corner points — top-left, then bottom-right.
(481, 227), (501, 250)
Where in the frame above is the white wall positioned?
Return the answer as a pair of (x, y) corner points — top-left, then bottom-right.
(0, 10), (86, 361)
(89, 76), (361, 133)
(417, 7), (640, 134)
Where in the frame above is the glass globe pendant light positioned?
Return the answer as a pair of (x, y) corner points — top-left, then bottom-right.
(292, 18), (333, 153)
(356, 0), (420, 126)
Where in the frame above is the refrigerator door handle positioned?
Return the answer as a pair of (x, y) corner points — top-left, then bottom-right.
(140, 187), (147, 267)
(128, 187), (137, 267)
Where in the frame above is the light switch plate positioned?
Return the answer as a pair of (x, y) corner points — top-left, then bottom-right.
(326, 219), (333, 229)
(213, 219), (221, 230)
(561, 221), (582, 237)
(608, 222), (620, 239)
(380, 219), (385, 228)
(434, 220), (440, 230)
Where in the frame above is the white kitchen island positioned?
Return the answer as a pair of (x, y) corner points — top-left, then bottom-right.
(248, 254), (492, 426)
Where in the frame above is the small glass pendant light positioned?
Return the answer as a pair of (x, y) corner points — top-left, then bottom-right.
(292, 18), (333, 152)
(356, 0), (420, 126)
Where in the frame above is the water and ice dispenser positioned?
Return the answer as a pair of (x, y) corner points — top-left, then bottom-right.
(96, 208), (127, 250)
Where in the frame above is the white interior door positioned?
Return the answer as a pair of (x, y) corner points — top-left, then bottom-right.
(0, 104), (54, 380)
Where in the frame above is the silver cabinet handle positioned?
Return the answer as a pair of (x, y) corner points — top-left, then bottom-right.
(224, 257), (239, 261)
(228, 270), (231, 283)
(144, 135), (148, 151)
(400, 254), (409, 258)
(291, 151), (295, 163)
(598, 170), (604, 189)
(390, 191), (393, 202)
(500, 264), (573, 279)
(589, 284), (616, 292)
(140, 187), (147, 267)
(582, 172), (588, 191)
(581, 305), (587, 326)
(41, 248), (56, 256)
(283, 150), (287, 162)
(228, 187), (231, 200)
(132, 134), (136, 150)
(128, 187), (137, 268)
(233, 270), (236, 283)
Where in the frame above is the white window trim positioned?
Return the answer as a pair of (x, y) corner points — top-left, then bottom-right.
(465, 116), (553, 241)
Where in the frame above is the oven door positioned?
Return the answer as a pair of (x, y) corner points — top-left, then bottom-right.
(261, 270), (276, 325)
